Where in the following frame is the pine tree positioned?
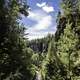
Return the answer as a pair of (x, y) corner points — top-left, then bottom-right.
(57, 21), (78, 79)
(0, 0), (33, 80)
(55, 0), (80, 79)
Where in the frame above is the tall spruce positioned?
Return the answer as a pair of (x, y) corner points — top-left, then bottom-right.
(55, 0), (80, 79)
(0, 0), (33, 80)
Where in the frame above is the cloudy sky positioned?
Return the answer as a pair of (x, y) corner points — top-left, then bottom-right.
(20, 0), (61, 40)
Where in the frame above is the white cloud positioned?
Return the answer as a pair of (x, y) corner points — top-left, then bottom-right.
(33, 15), (52, 30)
(42, 5), (54, 13)
(36, 2), (46, 8)
(28, 33), (46, 40)
(27, 31), (55, 40)
(27, 10), (53, 30)
(27, 10), (45, 21)
(25, 9), (55, 40)
(36, 2), (55, 13)
(26, 25), (56, 40)
(27, 11), (35, 19)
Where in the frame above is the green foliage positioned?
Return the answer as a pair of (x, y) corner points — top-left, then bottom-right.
(0, 0), (34, 80)
(40, 39), (65, 80)
(55, 0), (80, 79)
(28, 34), (54, 53)
(57, 22), (78, 65)
(0, 0), (80, 80)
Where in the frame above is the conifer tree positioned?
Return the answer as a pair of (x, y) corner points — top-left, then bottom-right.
(56, 21), (80, 79)
(0, 0), (33, 80)
(55, 0), (80, 79)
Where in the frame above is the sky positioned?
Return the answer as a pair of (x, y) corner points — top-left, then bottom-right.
(20, 0), (61, 40)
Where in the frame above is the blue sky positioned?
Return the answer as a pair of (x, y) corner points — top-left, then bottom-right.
(20, 0), (61, 40)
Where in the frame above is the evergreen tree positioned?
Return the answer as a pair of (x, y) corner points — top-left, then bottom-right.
(56, 21), (79, 79)
(40, 38), (65, 80)
(0, 0), (33, 80)
(55, 0), (80, 79)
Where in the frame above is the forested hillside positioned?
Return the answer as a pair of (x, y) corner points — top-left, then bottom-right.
(0, 0), (80, 80)
(28, 34), (54, 53)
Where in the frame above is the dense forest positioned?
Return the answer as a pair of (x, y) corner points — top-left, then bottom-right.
(0, 0), (80, 80)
